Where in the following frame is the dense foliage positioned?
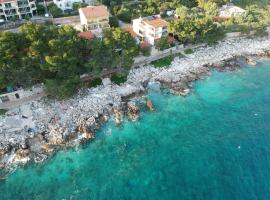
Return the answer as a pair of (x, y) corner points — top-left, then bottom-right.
(169, 6), (225, 44)
(0, 23), (138, 98)
(86, 28), (139, 74)
(222, 4), (270, 34)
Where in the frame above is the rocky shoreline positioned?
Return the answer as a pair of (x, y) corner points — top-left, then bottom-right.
(1, 36), (270, 177)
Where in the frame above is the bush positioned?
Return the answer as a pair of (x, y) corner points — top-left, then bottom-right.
(0, 109), (7, 116)
(254, 25), (268, 37)
(155, 36), (170, 51)
(109, 16), (119, 28)
(151, 55), (174, 68)
(141, 46), (151, 57)
(48, 3), (62, 18)
(184, 48), (193, 54)
(88, 78), (102, 87)
(111, 73), (127, 85)
(72, 2), (88, 11)
(45, 76), (80, 99)
(36, 4), (46, 15)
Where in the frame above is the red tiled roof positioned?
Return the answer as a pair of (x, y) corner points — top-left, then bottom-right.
(77, 31), (95, 40)
(79, 5), (109, 19)
(122, 26), (138, 38)
(140, 41), (152, 48)
(0, 0), (16, 3)
(144, 17), (168, 28)
(213, 16), (231, 21)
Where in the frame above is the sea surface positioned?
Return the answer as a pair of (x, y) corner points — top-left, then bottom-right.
(0, 61), (270, 200)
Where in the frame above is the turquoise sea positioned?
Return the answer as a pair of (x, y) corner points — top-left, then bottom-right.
(0, 61), (270, 200)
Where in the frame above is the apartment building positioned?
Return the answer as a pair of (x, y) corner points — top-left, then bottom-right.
(53, 0), (82, 11)
(132, 15), (168, 45)
(79, 5), (110, 33)
(0, 0), (36, 21)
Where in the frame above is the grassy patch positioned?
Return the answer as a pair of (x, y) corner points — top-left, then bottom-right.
(151, 53), (185, 68)
(184, 48), (194, 54)
(174, 52), (185, 58)
(0, 109), (7, 116)
(88, 78), (102, 88)
(151, 55), (174, 68)
(111, 73), (127, 85)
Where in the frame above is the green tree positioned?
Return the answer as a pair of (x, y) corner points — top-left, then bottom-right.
(48, 3), (62, 18)
(72, 2), (88, 11)
(109, 16), (119, 27)
(86, 28), (139, 73)
(155, 36), (170, 50)
(175, 5), (189, 19)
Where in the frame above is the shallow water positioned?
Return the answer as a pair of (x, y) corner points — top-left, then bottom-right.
(1, 61), (270, 200)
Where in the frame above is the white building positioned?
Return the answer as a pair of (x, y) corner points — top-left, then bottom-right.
(0, 0), (37, 21)
(219, 3), (245, 18)
(53, 0), (94, 11)
(79, 5), (110, 33)
(132, 15), (168, 45)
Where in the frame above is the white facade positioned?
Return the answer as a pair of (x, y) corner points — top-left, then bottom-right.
(53, 0), (79, 11)
(0, 0), (36, 21)
(132, 15), (168, 45)
(53, 0), (94, 11)
(219, 3), (245, 18)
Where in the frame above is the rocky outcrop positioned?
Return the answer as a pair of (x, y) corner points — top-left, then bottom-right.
(77, 125), (95, 140)
(211, 58), (241, 71)
(127, 102), (139, 121)
(254, 50), (270, 58)
(14, 148), (30, 163)
(113, 108), (124, 125)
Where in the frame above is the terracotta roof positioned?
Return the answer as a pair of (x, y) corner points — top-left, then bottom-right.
(79, 5), (109, 19)
(140, 41), (152, 48)
(144, 17), (168, 28)
(0, 0), (16, 3)
(123, 26), (138, 38)
(77, 31), (95, 40)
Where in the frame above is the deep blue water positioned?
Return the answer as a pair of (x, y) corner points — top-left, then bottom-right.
(0, 61), (270, 200)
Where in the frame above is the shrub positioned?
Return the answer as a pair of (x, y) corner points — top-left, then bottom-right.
(111, 73), (127, 85)
(184, 48), (193, 54)
(48, 3), (62, 18)
(151, 55), (174, 68)
(88, 78), (102, 87)
(0, 109), (7, 116)
(155, 36), (170, 51)
(109, 16), (119, 28)
(141, 46), (151, 57)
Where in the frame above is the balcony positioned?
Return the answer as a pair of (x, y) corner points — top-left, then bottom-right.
(19, 8), (31, 14)
(18, 3), (29, 8)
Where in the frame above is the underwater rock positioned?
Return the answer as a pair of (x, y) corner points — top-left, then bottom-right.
(145, 98), (155, 111)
